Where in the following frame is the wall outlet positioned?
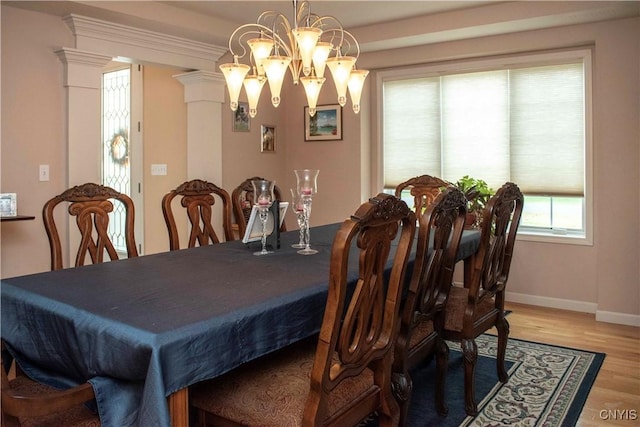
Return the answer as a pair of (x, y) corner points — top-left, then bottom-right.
(39, 164), (50, 181)
(151, 164), (167, 176)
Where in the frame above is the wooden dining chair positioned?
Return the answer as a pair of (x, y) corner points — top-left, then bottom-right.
(1, 340), (100, 427)
(43, 182), (138, 271)
(231, 176), (287, 239)
(394, 175), (453, 222)
(392, 187), (467, 423)
(162, 179), (234, 250)
(190, 193), (416, 427)
(442, 182), (524, 416)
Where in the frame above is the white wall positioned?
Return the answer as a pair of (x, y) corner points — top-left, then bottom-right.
(1, 6), (73, 273)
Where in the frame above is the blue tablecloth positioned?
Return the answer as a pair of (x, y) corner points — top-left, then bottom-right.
(1, 223), (479, 427)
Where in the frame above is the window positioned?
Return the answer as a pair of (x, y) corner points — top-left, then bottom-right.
(380, 49), (592, 243)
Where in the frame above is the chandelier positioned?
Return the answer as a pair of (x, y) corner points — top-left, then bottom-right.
(219, 0), (369, 117)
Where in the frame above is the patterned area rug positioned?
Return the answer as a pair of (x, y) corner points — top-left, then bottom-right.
(362, 334), (605, 427)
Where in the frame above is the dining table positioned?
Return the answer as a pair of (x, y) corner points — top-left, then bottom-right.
(1, 222), (480, 427)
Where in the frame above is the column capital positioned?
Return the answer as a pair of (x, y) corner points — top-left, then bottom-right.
(55, 48), (113, 88)
(174, 70), (226, 104)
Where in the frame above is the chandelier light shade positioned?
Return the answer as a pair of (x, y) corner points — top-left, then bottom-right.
(262, 55), (292, 107)
(311, 41), (332, 77)
(247, 38), (274, 70)
(326, 55), (356, 107)
(292, 27), (322, 76)
(219, 62), (250, 112)
(300, 74), (326, 116)
(243, 68), (266, 118)
(219, 0), (368, 117)
(347, 69), (370, 114)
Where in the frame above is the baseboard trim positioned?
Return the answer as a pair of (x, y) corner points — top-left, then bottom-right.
(449, 283), (640, 327)
(505, 292), (640, 327)
(595, 310), (640, 327)
(506, 292), (597, 314)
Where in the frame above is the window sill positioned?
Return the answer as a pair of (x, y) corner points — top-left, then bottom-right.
(517, 230), (592, 246)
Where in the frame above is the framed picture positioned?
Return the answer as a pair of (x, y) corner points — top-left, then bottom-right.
(233, 102), (250, 132)
(304, 104), (342, 141)
(0, 193), (17, 217)
(261, 125), (276, 152)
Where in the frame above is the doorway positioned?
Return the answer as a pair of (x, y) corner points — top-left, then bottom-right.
(102, 64), (144, 255)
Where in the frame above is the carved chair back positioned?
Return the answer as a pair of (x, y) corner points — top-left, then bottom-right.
(442, 181), (524, 416)
(394, 175), (452, 222)
(162, 179), (234, 250)
(43, 183), (138, 271)
(303, 193), (416, 425)
(392, 187), (467, 419)
(468, 181), (524, 311)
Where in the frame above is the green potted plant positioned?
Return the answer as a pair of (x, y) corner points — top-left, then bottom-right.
(455, 175), (494, 228)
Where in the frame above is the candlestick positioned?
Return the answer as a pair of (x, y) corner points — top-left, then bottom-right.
(251, 179), (275, 256)
(294, 169), (319, 255)
(290, 188), (306, 249)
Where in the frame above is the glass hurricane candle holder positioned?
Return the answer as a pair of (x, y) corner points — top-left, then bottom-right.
(294, 169), (319, 255)
(290, 189), (306, 249)
(251, 179), (275, 256)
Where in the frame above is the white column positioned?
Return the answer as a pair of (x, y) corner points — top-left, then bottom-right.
(55, 48), (113, 185)
(173, 70), (226, 184)
(174, 71), (228, 239)
(55, 48), (113, 264)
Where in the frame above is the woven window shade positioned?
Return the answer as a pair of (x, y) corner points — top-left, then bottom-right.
(383, 61), (584, 196)
(510, 63), (585, 196)
(383, 78), (441, 188)
(441, 70), (510, 190)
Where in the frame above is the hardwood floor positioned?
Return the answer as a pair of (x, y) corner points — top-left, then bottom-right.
(502, 302), (640, 426)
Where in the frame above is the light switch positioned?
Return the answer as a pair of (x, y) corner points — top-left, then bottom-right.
(151, 164), (168, 176)
(39, 164), (50, 181)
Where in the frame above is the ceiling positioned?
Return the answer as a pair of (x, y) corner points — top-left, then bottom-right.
(160, 1), (494, 29)
(4, 1), (639, 52)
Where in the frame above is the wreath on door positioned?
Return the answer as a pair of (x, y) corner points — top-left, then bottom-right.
(109, 130), (129, 165)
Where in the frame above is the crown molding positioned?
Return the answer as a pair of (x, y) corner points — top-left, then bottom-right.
(63, 14), (226, 71)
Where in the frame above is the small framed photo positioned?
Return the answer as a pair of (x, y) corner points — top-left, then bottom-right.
(233, 102), (250, 132)
(261, 125), (276, 152)
(304, 104), (342, 141)
(0, 193), (17, 217)
(241, 202), (289, 243)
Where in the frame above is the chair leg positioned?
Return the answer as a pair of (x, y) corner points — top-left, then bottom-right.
(496, 316), (510, 383)
(461, 338), (478, 416)
(380, 386), (402, 427)
(434, 336), (449, 416)
(196, 408), (208, 427)
(391, 370), (412, 427)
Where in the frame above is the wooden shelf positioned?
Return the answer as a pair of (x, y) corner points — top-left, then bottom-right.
(1, 215), (35, 222)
